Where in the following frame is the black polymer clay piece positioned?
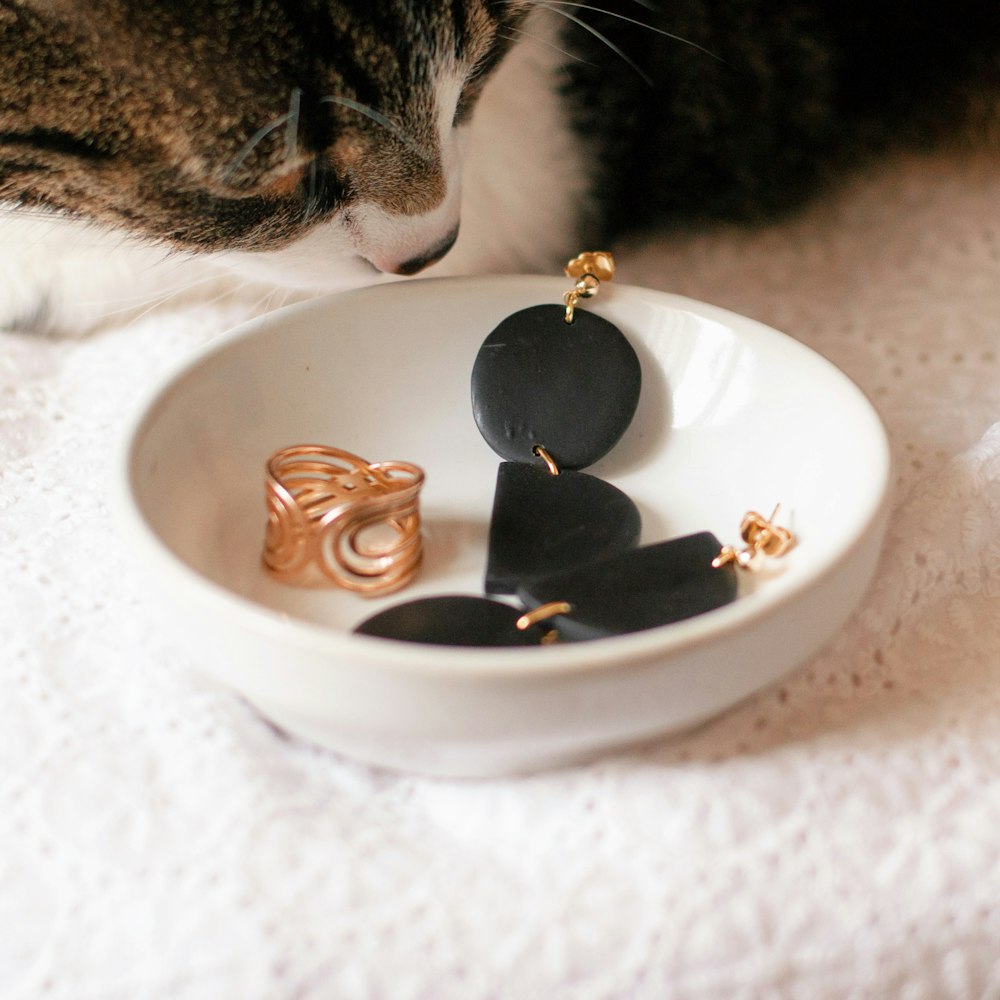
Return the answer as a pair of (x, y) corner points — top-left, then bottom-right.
(353, 595), (550, 647)
(485, 461), (641, 595)
(356, 290), (658, 648)
(470, 304), (641, 470)
(515, 532), (738, 642)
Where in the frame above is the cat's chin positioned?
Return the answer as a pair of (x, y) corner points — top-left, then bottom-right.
(216, 241), (390, 294)
(0, 211), (337, 338)
(0, 210), (462, 339)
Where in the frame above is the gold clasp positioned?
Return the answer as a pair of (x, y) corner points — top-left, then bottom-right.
(712, 506), (795, 571)
(563, 251), (616, 324)
(532, 444), (560, 476)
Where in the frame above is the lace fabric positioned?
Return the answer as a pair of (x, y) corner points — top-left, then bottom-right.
(4, 150), (1000, 998)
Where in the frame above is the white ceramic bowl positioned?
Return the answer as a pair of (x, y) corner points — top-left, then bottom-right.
(114, 275), (891, 776)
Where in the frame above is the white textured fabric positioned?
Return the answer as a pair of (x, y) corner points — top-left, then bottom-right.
(4, 149), (1000, 999)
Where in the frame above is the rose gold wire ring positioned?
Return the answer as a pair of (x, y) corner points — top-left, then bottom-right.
(263, 444), (424, 596)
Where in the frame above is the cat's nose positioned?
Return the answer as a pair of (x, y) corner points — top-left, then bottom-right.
(388, 227), (459, 276)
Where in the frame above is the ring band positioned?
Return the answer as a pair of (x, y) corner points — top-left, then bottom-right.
(263, 444), (424, 595)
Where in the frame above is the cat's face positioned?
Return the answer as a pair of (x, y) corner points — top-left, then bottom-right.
(0, 0), (530, 285)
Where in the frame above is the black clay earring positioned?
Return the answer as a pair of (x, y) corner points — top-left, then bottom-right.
(470, 252), (643, 593)
(352, 251), (796, 648)
(353, 510), (795, 646)
(514, 509), (795, 642)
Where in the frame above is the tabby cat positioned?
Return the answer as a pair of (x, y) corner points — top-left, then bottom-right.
(2, 0), (999, 334)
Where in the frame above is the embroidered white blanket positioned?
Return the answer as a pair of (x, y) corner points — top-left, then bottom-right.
(3, 149), (999, 999)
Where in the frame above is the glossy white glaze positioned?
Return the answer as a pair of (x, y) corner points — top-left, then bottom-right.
(114, 275), (891, 775)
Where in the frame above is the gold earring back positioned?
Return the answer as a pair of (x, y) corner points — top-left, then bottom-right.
(712, 505), (795, 571)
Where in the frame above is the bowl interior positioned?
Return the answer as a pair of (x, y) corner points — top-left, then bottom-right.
(124, 275), (889, 660)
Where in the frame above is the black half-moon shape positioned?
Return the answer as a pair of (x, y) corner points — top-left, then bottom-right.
(471, 304), (641, 470)
(353, 595), (549, 647)
(516, 532), (738, 641)
(485, 462), (642, 595)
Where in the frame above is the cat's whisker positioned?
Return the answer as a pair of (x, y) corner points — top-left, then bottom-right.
(540, 1), (724, 63)
(199, 278), (263, 315)
(499, 26), (593, 66)
(79, 268), (234, 316)
(222, 111), (293, 184)
(319, 95), (402, 139)
(124, 272), (260, 328)
(267, 285), (290, 313)
(319, 95), (431, 162)
(241, 281), (287, 319)
(303, 158), (319, 222)
(284, 86), (303, 163)
(533, 1), (653, 84)
(137, 261), (230, 294)
(86, 292), (184, 321)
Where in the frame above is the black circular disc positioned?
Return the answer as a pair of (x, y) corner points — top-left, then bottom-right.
(471, 304), (641, 470)
(353, 595), (549, 647)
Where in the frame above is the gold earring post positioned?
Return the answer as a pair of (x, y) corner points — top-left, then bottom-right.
(562, 251), (616, 323)
(712, 507), (795, 571)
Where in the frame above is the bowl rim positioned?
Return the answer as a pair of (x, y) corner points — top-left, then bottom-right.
(112, 274), (893, 680)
